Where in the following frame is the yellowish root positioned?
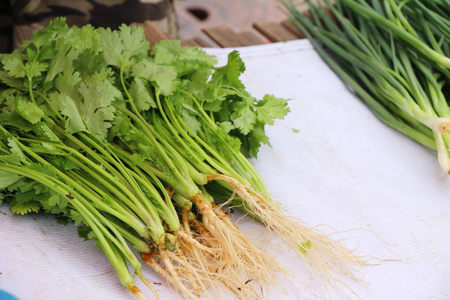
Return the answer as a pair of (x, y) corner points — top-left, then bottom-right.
(141, 226), (260, 300)
(136, 270), (160, 300)
(190, 193), (283, 293)
(129, 285), (147, 300)
(140, 251), (198, 300)
(177, 225), (262, 299)
(207, 173), (368, 291)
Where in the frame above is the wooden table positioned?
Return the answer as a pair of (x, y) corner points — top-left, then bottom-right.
(131, 18), (307, 48)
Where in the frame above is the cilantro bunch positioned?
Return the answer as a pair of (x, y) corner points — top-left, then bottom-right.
(0, 18), (364, 299)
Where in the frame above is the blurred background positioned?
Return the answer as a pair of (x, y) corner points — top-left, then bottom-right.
(0, 0), (307, 53)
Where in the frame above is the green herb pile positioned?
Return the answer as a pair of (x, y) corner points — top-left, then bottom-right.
(0, 18), (365, 299)
(283, 0), (450, 173)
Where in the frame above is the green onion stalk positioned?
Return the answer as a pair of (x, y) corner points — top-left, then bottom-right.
(282, 0), (450, 173)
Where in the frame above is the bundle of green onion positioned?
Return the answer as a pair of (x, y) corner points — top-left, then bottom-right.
(283, 0), (450, 173)
(0, 19), (365, 299)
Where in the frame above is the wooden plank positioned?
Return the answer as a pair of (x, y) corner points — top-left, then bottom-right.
(202, 25), (242, 47)
(281, 19), (305, 39)
(181, 39), (201, 47)
(180, 38), (212, 48)
(193, 37), (212, 47)
(236, 31), (265, 46)
(143, 20), (168, 43)
(131, 21), (168, 45)
(253, 22), (298, 42)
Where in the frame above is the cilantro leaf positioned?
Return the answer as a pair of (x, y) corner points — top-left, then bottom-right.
(1, 50), (26, 78)
(46, 38), (81, 82)
(220, 121), (235, 133)
(7, 138), (25, 162)
(0, 70), (25, 90)
(211, 50), (245, 89)
(129, 77), (156, 111)
(55, 69), (82, 100)
(132, 59), (179, 96)
(55, 71), (121, 139)
(232, 105), (256, 135)
(77, 72), (121, 139)
(99, 25), (149, 70)
(77, 225), (92, 240)
(152, 40), (217, 76)
(0, 170), (23, 189)
(15, 96), (45, 124)
(237, 122), (271, 158)
(61, 95), (87, 134)
(10, 200), (40, 215)
(256, 94), (290, 125)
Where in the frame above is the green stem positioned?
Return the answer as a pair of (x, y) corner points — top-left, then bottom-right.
(0, 163), (142, 277)
(341, 0), (450, 68)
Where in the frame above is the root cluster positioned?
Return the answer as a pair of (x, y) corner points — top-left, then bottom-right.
(140, 194), (282, 299)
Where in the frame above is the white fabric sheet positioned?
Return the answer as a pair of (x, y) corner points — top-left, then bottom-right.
(1, 40), (450, 299)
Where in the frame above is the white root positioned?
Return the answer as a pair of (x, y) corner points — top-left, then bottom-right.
(207, 173), (368, 288)
(190, 193), (283, 292)
(179, 211), (263, 299)
(141, 251), (199, 300)
(141, 224), (262, 299)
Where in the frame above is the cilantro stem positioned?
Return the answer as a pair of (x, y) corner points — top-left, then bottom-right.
(112, 159), (179, 231)
(35, 91), (64, 121)
(115, 106), (197, 197)
(0, 163), (141, 283)
(52, 124), (125, 180)
(27, 76), (37, 105)
(167, 93), (244, 181)
(6, 129), (165, 242)
(154, 93), (215, 176)
(111, 145), (171, 183)
(159, 95), (235, 178)
(56, 126), (173, 235)
(27, 167), (140, 267)
(118, 68), (203, 200)
(178, 90), (268, 192)
(17, 133), (161, 238)
(122, 160), (178, 223)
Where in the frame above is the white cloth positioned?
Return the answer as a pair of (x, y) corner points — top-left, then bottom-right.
(1, 40), (450, 299)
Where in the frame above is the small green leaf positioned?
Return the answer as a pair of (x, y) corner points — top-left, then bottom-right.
(26, 61), (48, 78)
(1, 50), (26, 78)
(61, 95), (87, 133)
(10, 200), (40, 215)
(132, 60), (179, 96)
(233, 105), (256, 135)
(16, 97), (45, 124)
(46, 38), (81, 82)
(99, 25), (149, 70)
(212, 50), (245, 89)
(256, 94), (290, 125)
(0, 170), (22, 189)
(220, 121), (234, 133)
(7, 138), (25, 161)
(129, 78), (156, 111)
(77, 225), (92, 240)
